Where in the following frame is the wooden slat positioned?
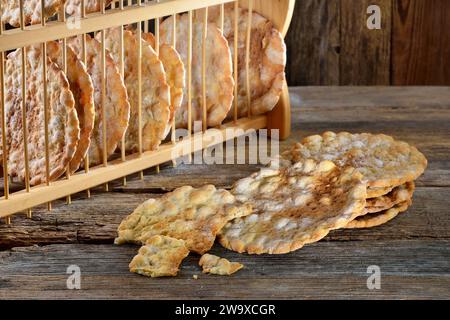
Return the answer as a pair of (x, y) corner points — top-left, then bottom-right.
(340, 0), (392, 85)
(0, 0), (235, 52)
(392, 0), (450, 85)
(0, 52), (8, 199)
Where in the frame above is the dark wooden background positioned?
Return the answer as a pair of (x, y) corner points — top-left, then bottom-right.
(285, 0), (450, 86)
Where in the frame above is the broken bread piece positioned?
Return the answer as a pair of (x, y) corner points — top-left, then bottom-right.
(129, 235), (189, 278)
(199, 254), (243, 276)
(115, 185), (252, 254)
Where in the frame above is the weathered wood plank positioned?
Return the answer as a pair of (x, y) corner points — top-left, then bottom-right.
(340, 0), (392, 85)
(291, 86), (450, 111)
(0, 187), (448, 249)
(284, 0), (340, 85)
(1, 241), (449, 299)
(392, 0), (450, 85)
(285, 1), (450, 86)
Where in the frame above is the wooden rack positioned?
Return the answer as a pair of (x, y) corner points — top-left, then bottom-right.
(0, 0), (294, 222)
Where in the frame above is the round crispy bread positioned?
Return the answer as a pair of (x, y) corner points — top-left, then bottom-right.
(159, 14), (234, 128)
(95, 28), (170, 152)
(115, 185), (252, 255)
(345, 201), (411, 229)
(1, 0), (64, 27)
(68, 35), (130, 166)
(1, 45), (79, 185)
(47, 41), (95, 174)
(365, 181), (415, 213)
(283, 132), (428, 188)
(209, 4), (286, 118)
(66, 0), (112, 17)
(219, 159), (367, 255)
(143, 32), (185, 137)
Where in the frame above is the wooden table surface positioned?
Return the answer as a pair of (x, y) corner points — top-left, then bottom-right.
(1, 86), (449, 300)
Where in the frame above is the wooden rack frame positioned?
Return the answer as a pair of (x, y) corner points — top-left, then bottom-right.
(0, 0), (294, 221)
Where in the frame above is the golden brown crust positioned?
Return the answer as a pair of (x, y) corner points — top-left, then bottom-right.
(96, 28), (170, 153)
(1, 0), (65, 27)
(365, 182), (415, 213)
(115, 185), (252, 255)
(46, 41), (95, 174)
(160, 14), (234, 128)
(1, 45), (79, 185)
(367, 185), (395, 198)
(199, 253), (243, 276)
(68, 35), (130, 166)
(209, 5), (287, 118)
(129, 235), (189, 278)
(345, 201), (411, 229)
(143, 32), (185, 137)
(219, 159), (367, 254)
(283, 132), (428, 188)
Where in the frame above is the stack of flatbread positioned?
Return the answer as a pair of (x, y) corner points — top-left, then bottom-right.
(220, 132), (427, 253)
(0, 4), (287, 186)
(276, 132), (428, 230)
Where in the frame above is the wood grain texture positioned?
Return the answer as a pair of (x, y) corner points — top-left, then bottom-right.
(284, 0), (450, 85)
(392, 0), (450, 85)
(0, 241), (449, 299)
(0, 86), (449, 299)
(285, 0), (340, 85)
(340, 0), (392, 85)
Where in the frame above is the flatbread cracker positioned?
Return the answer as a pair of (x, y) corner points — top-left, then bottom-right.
(345, 201), (410, 229)
(1, 0), (64, 27)
(159, 14), (234, 128)
(209, 4), (286, 118)
(367, 185), (395, 198)
(47, 41), (95, 174)
(1, 45), (79, 185)
(283, 132), (428, 188)
(66, 0), (112, 17)
(199, 253), (243, 275)
(68, 35), (130, 166)
(115, 185), (252, 254)
(96, 28), (170, 152)
(143, 32), (185, 137)
(129, 235), (189, 278)
(219, 159), (367, 254)
(365, 182), (414, 213)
